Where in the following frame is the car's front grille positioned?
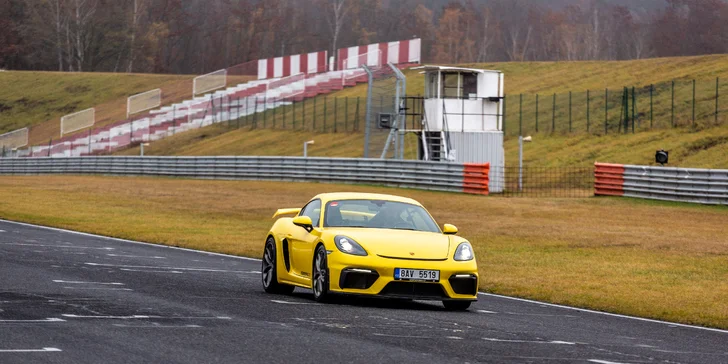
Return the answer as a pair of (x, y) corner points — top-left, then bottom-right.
(379, 281), (447, 299)
(339, 269), (379, 290)
(448, 275), (477, 296)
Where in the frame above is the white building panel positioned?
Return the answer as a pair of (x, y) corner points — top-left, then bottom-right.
(291, 55), (301, 75)
(273, 57), (284, 78)
(409, 38), (422, 63)
(388, 42), (400, 64)
(257, 59), (267, 79)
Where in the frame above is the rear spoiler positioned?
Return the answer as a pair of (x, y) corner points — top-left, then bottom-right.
(272, 208), (301, 219)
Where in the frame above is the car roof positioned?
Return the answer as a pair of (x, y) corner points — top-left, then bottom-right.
(312, 192), (422, 206)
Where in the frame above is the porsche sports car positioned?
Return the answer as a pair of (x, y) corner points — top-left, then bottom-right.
(261, 192), (478, 310)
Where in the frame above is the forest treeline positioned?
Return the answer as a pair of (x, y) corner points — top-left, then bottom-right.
(0, 0), (726, 74)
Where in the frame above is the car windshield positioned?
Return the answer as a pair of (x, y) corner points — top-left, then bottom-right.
(323, 199), (440, 233)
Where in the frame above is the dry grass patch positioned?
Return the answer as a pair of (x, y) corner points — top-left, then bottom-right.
(0, 175), (726, 328)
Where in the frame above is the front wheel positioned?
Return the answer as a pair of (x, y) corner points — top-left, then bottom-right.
(311, 245), (331, 302)
(261, 237), (294, 294)
(442, 300), (472, 311)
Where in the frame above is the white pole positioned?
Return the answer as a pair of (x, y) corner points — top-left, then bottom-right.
(303, 140), (314, 157)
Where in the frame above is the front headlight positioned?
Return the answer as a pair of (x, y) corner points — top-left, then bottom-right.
(454, 242), (474, 261)
(334, 235), (367, 256)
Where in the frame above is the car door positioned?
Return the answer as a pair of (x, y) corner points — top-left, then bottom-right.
(288, 199), (321, 281)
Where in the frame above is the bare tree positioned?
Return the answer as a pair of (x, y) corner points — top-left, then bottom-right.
(70, 0), (97, 71)
(127, 0), (147, 73)
(322, 0), (353, 56)
(476, 7), (495, 62)
(53, 0), (65, 71)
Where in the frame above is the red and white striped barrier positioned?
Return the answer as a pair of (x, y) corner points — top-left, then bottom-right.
(257, 51), (328, 80)
(337, 38), (421, 71)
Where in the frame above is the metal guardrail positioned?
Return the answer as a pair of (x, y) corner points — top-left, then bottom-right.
(595, 162), (728, 205)
(0, 156), (490, 195)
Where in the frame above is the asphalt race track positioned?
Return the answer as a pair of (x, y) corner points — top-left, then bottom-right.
(1, 220), (726, 364)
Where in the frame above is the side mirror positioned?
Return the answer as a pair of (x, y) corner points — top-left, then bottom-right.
(293, 216), (313, 232)
(442, 224), (458, 235)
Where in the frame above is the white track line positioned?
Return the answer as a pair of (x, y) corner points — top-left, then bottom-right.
(85, 262), (256, 274)
(478, 293), (728, 334)
(53, 280), (124, 285)
(0, 318), (65, 323)
(2, 219), (726, 334)
(0, 219), (258, 261)
(0, 347), (62, 353)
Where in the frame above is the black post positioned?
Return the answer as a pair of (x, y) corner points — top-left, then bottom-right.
(292, 101), (296, 129)
(692, 79), (696, 126)
(502, 94), (507, 135)
(632, 86), (635, 133)
(1, 145), (5, 158)
(605, 88), (608, 134)
(587, 90), (590, 133)
(302, 98), (306, 129)
(535, 94), (539, 133)
(716, 77), (720, 125)
(48, 138), (52, 157)
(355, 97), (360, 132)
(671, 80), (675, 127)
(334, 97), (338, 133)
(568, 91), (572, 133)
(624, 87), (629, 134)
(263, 95), (267, 128)
(552, 93), (556, 134)
(282, 100), (286, 129)
(313, 97), (317, 131)
(272, 100), (276, 129)
(345, 97), (349, 132)
(253, 97), (258, 129)
(650, 84), (653, 129)
(323, 96), (328, 133)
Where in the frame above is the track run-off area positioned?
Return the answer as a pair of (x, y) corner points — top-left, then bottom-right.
(1, 219), (726, 364)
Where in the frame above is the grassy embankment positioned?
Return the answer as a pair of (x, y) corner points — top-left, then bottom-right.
(0, 175), (726, 328)
(0, 71), (254, 145)
(117, 55), (728, 168)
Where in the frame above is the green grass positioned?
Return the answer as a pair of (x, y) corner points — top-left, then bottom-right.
(119, 121), (728, 169)
(0, 175), (726, 328)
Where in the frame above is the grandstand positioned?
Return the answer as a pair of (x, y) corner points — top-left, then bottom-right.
(13, 39), (421, 158)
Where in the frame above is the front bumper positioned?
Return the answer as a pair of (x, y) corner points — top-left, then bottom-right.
(328, 251), (479, 300)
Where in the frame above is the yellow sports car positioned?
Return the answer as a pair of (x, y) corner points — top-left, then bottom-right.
(261, 192), (478, 310)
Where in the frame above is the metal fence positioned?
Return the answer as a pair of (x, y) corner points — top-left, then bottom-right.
(0, 156), (490, 195)
(503, 77), (728, 137)
(492, 166), (594, 197)
(595, 162), (728, 205)
(0, 156), (602, 198)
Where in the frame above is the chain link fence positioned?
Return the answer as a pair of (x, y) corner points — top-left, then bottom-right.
(503, 77), (728, 137)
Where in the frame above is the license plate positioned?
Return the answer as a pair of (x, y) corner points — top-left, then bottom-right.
(394, 268), (439, 282)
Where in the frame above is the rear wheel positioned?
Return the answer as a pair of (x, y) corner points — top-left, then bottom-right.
(261, 237), (294, 294)
(442, 300), (472, 311)
(312, 245), (331, 302)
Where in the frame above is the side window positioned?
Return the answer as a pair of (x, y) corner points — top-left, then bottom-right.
(299, 199), (322, 227)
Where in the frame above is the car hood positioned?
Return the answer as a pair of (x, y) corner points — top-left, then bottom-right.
(329, 228), (451, 260)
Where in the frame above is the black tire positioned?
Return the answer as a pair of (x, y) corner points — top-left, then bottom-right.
(311, 245), (331, 302)
(261, 237), (295, 295)
(442, 300), (472, 311)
